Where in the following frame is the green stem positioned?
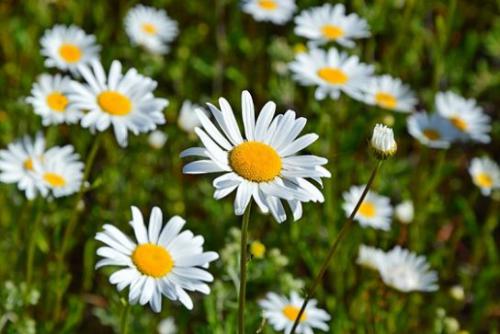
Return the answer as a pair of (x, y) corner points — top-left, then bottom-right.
(26, 197), (44, 286)
(290, 160), (383, 334)
(120, 301), (131, 334)
(238, 203), (252, 334)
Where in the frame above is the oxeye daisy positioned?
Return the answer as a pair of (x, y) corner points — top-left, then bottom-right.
(342, 185), (393, 231)
(289, 47), (374, 100)
(468, 157), (500, 196)
(407, 112), (457, 149)
(259, 291), (330, 334)
(242, 0), (296, 25)
(378, 246), (438, 292)
(435, 91), (491, 143)
(371, 124), (397, 159)
(178, 100), (204, 134)
(26, 74), (83, 126)
(0, 133), (45, 200)
(359, 75), (417, 112)
(68, 60), (168, 147)
(95, 206), (219, 312)
(181, 90), (331, 223)
(356, 244), (386, 270)
(395, 200), (414, 224)
(34, 145), (84, 198)
(124, 5), (178, 55)
(294, 3), (370, 48)
(40, 24), (100, 73)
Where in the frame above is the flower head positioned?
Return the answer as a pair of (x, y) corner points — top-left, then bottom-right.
(95, 206), (219, 312)
(242, 0), (296, 25)
(181, 90), (330, 223)
(395, 200), (414, 224)
(371, 124), (397, 159)
(407, 112), (457, 149)
(148, 130), (168, 150)
(358, 75), (417, 112)
(468, 157), (500, 196)
(178, 100), (205, 134)
(356, 244), (386, 270)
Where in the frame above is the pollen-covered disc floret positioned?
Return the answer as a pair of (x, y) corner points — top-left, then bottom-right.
(358, 75), (417, 112)
(468, 156), (500, 196)
(242, 0), (297, 25)
(342, 185), (393, 231)
(435, 91), (491, 143)
(289, 47), (374, 100)
(181, 90), (331, 223)
(407, 112), (458, 149)
(294, 3), (370, 48)
(371, 124), (397, 159)
(95, 206), (219, 312)
(40, 25), (100, 73)
(259, 291), (330, 333)
(68, 60), (168, 147)
(26, 74), (83, 126)
(124, 5), (178, 55)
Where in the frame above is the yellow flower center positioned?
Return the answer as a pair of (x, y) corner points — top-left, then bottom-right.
(475, 172), (493, 188)
(43, 172), (66, 188)
(321, 24), (344, 40)
(258, 0), (278, 10)
(97, 91), (132, 116)
(132, 243), (174, 278)
(142, 23), (157, 35)
(423, 129), (441, 141)
(358, 201), (376, 218)
(59, 43), (82, 63)
(46, 92), (68, 112)
(317, 67), (348, 85)
(450, 116), (468, 131)
(282, 305), (307, 322)
(23, 158), (34, 171)
(375, 92), (398, 109)
(250, 241), (266, 259)
(229, 141), (282, 182)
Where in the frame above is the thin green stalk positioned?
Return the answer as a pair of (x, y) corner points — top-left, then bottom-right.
(238, 203), (252, 334)
(120, 300), (131, 334)
(290, 160), (383, 334)
(26, 197), (44, 286)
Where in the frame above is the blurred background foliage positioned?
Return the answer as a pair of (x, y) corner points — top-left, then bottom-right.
(0, 0), (499, 333)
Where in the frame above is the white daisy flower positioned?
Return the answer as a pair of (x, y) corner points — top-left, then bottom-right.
(124, 5), (178, 55)
(181, 90), (331, 223)
(395, 200), (414, 224)
(371, 123), (397, 158)
(468, 157), (500, 196)
(242, 0), (296, 25)
(359, 75), (417, 112)
(289, 47), (374, 100)
(157, 316), (177, 334)
(259, 291), (330, 334)
(342, 185), (393, 231)
(26, 74), (83, 126)
(69, 59), (168, 147)
(294, 3), (370, 48)
(356, 244), (386, 270)
(148, 130), (168, 150)
(34, 145), (84, 198)
(407, 112), (457, 149)
(178, 100), (205, 134)
(0, 133), (45, 200)
(40, 24), (100, 73)
(95, 206), (219, 312)
(378, 246), (438, 292)
(435, 91), (491, 143)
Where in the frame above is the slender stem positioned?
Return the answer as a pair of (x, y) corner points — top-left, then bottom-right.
(290, 161), (383, 333)
(238, 203), (252, 334)
(120, 301), (131, 334)
(26, 197), (44, 286)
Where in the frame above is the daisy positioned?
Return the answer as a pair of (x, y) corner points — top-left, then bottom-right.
(68, 60), (168, 147)
(95, 206), (219, 312)
(242, 0), (296, 25)
(259, 291), (330, 334)
(294, 3), (370, 48)
(289, 47), (374, 100)
(181, 90), (331, 223)
(26, 74), (83, 126)
(359, 75), (417, 112)
(435, 91), (491, 143)
(378, 246), (438, 292)
(0, 133), (45, 200)
(148, 130), (168, 150)
(371, 123), (397, 159)
(40, 24), (100, 73)
(178, 100), (204, 134)
(124, 5), (178, 55)
(356, 244), (386, 270)
(342, 185), (393, 231)
(468, 157), (500, 196)
(407, 112), (457, 149)
(34, 145), (84, 198)
(395, 200), (414, 224)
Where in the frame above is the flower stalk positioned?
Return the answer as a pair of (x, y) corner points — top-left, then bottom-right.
(238, 203), (252, 334)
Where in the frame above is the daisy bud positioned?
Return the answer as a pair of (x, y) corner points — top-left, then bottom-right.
(371, 124), (397, 159)
(148, 130), (168, 149)
(395, 200), (414, 224)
